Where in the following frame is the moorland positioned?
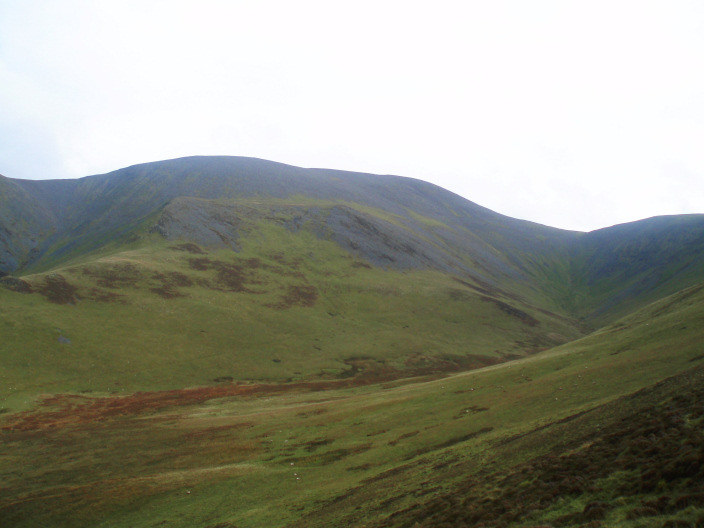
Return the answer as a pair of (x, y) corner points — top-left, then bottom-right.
(1, 156), (703, 527)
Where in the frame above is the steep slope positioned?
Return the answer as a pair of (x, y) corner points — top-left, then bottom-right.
(7, 156), (577, 300)
(0, 175), (60, 272)
(567, 214), (704, 324)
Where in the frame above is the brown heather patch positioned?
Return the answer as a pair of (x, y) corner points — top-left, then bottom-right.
(1, 362), (475, 434)
(36, 274), (79, 304)
(188, 257), (213, 271)
(0, 277), (33, 294)
(81, 263), (141, 289)
(187, 257), (265, 292)
(271, 284), (318, 309)
(149, 285), (186, 299)
(85, 288), (126, 304)
(148, 271), (194, 298)
(214, 262), (252, 292)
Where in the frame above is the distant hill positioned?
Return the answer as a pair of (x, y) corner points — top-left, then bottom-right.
(2, 156), (703, 324)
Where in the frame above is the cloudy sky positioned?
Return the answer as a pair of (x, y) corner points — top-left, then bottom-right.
(1, 1), (703, 232)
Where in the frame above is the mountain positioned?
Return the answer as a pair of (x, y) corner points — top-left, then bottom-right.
(1, 156), (704, 527)
(3, 156), (703, 319)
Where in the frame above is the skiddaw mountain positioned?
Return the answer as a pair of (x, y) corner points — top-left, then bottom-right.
(1, 156), (704, 528)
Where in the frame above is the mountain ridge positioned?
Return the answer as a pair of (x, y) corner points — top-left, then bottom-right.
(2, 155), (703, 326)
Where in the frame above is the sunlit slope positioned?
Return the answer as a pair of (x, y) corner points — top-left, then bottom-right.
(1, 282), (702, 527)
(0, 207), (581, 411)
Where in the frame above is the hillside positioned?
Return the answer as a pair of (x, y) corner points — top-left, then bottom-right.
(2, 279), (703, 527)
(1, 156), (704, 526)
(2, 156), (703, 321)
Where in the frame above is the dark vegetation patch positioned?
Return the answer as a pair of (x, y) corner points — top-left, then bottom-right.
(372, 366), (704, 528)
(296, 407), (328, 418)
(336, 354), (504, 383)
(267, 284), (318, 309)
(362, 464), (415, 485)
(85, 288), (126, 304)
(150, 285), (186, 298)
(188, 257), (264, 292)
(494, 408), (596, 447)
(36, 274), (79, 304)
(215, 262), (256, 292)
(188, 257), (213, 271)
(453, 405), (489, 419)
(403, 427), (494, 460)
(169, 243), (206, 254)
(149, 271), (193, 299)
(480, 296), (540, 327)
(151, 271), (193, 287)
(0, 276), (33, 293)
(284, 443), (372, 466)
(182, 423), (253, 440)
(452, 275), (523, 302)
(81, 263), (141, 289)
(404, 353), (504, 374)
(388, 431), (419, 446)
(303, 438), (335, 452)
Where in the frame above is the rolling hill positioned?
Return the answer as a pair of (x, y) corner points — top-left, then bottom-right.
(1, 156), (703, 527)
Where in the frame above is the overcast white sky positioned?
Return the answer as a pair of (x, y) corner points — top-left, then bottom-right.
(1, 1), (703, 232)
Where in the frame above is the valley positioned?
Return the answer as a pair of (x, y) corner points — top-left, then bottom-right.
(1, 156), (703, 527)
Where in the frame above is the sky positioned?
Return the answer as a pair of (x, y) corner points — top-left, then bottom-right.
(1, 1), (703, 232)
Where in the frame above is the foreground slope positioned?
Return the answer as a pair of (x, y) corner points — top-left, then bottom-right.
(2, 281), (703, 527)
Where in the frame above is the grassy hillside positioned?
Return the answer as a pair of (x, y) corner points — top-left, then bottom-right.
(567, 214), (704, 325)
(2, 280), (702, 527)
(0, 202), (582, 413)
(2, 156), (704, 526)
(4, 156), (703, 330)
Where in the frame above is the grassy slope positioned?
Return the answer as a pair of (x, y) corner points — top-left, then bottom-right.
(5, 157), (704, 331)
(1, 280), (703, 527)
(0, 210), (581, 413)
(2, 158), (704, 527)
(567, 214), (704, 325)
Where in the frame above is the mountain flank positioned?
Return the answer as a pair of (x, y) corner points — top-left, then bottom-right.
(2, 156), (704, 527)
(2, 156), (703, 324)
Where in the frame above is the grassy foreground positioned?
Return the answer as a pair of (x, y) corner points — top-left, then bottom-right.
(1, 282), (703, 527)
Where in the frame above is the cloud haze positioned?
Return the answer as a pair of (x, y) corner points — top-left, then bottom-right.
(1, 0), (703, 231)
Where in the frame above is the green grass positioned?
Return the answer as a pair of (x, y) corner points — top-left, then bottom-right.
(0, 219), (583, 412)
(1, 279), (703, 527)
(2, 190), (703, 526)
